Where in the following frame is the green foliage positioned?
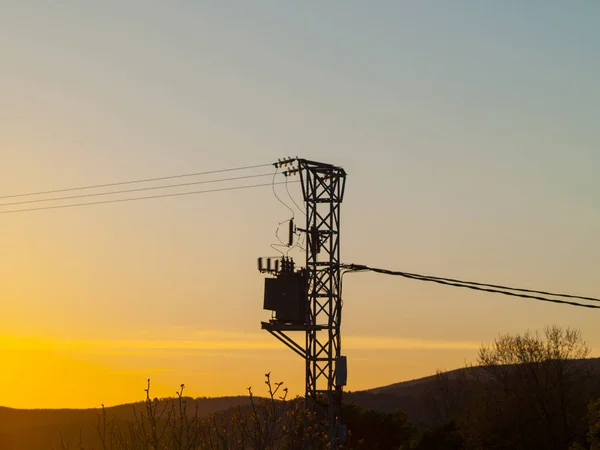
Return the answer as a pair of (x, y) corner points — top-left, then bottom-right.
(410, 420), (464, 450)
(342, 403), (414, 450)
(462, 326), (596, 450)
(568, 398), (600, 450)
(586, 397), (600, 450)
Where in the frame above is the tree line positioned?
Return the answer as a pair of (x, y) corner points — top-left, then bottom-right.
(59, 326), (600, 450)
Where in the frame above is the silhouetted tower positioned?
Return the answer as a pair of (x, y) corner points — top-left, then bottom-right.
(260, 158), (347, 448)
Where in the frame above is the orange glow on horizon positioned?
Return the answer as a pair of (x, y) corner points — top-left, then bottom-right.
(0, 332), (485, 409)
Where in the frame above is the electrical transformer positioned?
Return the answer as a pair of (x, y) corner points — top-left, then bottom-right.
(263, 272), (306, 324)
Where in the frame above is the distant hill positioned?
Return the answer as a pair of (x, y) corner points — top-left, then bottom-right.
(370, 357), (600, 395)
(347, 357), (600, 426)
(1, 358), (599, 449)
(0, 396), (252, 450)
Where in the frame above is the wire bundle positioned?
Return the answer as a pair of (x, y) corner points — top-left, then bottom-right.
(341, 263), (600, 310)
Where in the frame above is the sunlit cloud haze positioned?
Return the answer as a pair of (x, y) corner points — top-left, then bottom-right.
(1, 1), (599, 408)
(0, 331), (481, 408)
(0, 331), (481, 353)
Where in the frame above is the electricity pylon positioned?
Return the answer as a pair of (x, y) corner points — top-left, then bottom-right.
(260, 158), (347, 448)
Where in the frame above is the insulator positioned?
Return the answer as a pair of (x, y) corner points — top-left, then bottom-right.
(258, 258), (263, 272)
(274, 259), (280, 273)
(288, 219), (294, 246)
(266, 258), (271, 272)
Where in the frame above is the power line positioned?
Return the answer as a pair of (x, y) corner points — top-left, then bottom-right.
(0, 181), (300, 215)
(342, 264), (600, 303)
(341, 264), (600, 310)
(403, 273), (600, 309)
(395, 270), (600, 303)
(0, 173), (273, 207)
(0, 163), (273, 200)
(271, 168), (296, 219)
(285, 176), (306, 217)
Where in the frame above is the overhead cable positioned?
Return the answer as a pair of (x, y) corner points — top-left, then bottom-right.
(285, 176), (306, 217)
(0, 173), (273, 207)
(391, 269), (600, 303)
(0, 163), (273, 200)
(271, 168), (296, 219)
(0, 181), (299, 215)
(341, 264), (600, 310)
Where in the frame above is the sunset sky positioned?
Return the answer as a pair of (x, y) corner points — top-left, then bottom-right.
(1, 2), (599, 409)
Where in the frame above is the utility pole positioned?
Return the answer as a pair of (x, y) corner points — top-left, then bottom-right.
(260, 158), (347, 448)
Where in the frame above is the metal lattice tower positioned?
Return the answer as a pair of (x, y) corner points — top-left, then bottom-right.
(302, 159), (347, 447)
(261, 158), (347, 448)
